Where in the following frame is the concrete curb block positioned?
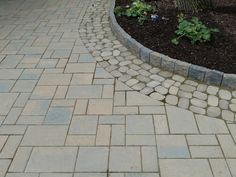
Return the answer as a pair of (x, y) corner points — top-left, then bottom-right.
(108, 0), (236, 89)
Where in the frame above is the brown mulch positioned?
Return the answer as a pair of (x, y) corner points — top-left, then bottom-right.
(115, 0), (236, 73)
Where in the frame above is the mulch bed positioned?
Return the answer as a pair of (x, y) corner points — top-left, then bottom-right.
(115, 0), (236, 74)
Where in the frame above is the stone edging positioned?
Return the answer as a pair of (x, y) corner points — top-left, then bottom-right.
(108, 0), (236, 89)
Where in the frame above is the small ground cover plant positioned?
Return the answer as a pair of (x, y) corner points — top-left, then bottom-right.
(172, 14), (219, 45)
(114, 0), (154, 25)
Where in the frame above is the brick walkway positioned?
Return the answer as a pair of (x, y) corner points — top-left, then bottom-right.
(0, 0), (236, 177)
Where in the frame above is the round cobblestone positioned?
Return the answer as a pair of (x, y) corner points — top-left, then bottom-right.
(219, 89), (232, 100)
(166, 95), (178, 105)
(207, 107), (221, 117)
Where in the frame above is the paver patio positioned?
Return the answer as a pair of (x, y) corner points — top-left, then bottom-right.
(0, 0), (236, 176)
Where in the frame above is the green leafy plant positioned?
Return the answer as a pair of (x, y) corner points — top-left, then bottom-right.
(172, 14), (219, 45)
(114, 0), (153, 25)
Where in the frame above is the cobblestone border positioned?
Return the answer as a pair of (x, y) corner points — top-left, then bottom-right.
(109, 0), (236, 89)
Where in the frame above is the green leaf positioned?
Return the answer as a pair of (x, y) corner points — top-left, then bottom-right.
(171, 38), (179, 45)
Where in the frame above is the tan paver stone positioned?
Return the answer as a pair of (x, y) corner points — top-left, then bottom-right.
(126, 91), (163, 106)
(159, 159), (213, 177)
(0, 93), (18, 115)
(156, 135), (190, 158)
(12, 80), (37, 92)
(111, 125), (125, 145)
(166, 106), (198, 134)
(0, 135), (8, 151)
(26, 147), (78, 172)
(226, 159), (236, 177)
(0, 69), (22, 79)
(74, 174), (106, 177)
(186, 135), (218, 145)
(210, 159), (232, 177)
(67, 86), (102, 99)
(126, 135), (156, 145)
(9, 147), (32, 172)
(87, 99), (113, 115)
(217, 135), (236, 158)
(126, 115), (154, 134)
(69, 116), (98, 135)
(139, 106), (165, 114)
(14, 93), (31, 108)
(21, 126), (67, 146)
(66, 135), (95, 146)
(38, 74), (72, 85)
(54, 86), (68, 99)
(6, 173), (39, 177)
(141, 146), (159, 172)
(22, 100), (50, 116)
(190, 146), (223, 158)
(109, 147), (141, 172)
(196, 115), (229, 134)
(99, 115), (125, 125)
(65, 63), (95, 73)
(71, 74), (93, 85)
(0, 135), (22, 158)
(40, 173), (72, 177)
(0, 125), (26, 134)
(74, 99), (88, 114)
(17, 116), (44, 125)
(228, 123), (236, 142)
(51, 100), (76, 107)
(102, 85), (114, 98)
(153, 115), (169, 134)
(3, 107), (22, 124)
(31, 86), (56, 99)
(75, 147), (109, 172)
(96, 125), (111, 145)
(0, 159), (11, 177)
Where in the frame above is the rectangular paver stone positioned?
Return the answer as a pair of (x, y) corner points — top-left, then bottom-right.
(26, 147), (77, 172)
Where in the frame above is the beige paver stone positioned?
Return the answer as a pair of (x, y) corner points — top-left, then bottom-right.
(21, 126), (67, 146)
(17, 116), (44, 125)
(26, 147), (78, 172)
(0, 69), (22, 79)
(6, 173), (39, 177)
(153, 115), (169, 134)
(38, 74), (71, 85)
(217, 135), (236, 158)
(0, 135), (8, 151)
(74, 99), (88, 115)
(142, 146), (158, 172)
(156, 135), (190, 158)
(40, 173), (72, 177)
(111, 125), (125, 145)
(69, 116), (98, 135)
(3, 107), (22, 124)
(0, 93), (18, 115)
(65, 63), (95, 73)
(66, 135), (95, 146)
(22, 100), (50, 116)
(87, 99), (113, 115)
(75, 147), (109, 172)
(99, 115), (125, 125)
(126, 91), (163, 106)
(12, 80), (37, 92)
(14, 93), (31, 107)
(0, 135), (22, 158)
(126, 135), (155, 145)
(51, 100), (75, 107)
(190, 146), (223, 158)
(96, 125), (111, 145)
(54, 86), (68, 99)
(226, 159), (236, 177)
(0, 160), (11, 177)
(196, 115), (229, 134)
(166, 106), (198, 134)
(109, 147), (141, 172)
(9, 147), (32, 172)
(228, 124), (236, 142)
(0, 125), (26, 134)
(31, 86), (56, 99)
(67, 86), (102, 99)
(71, 74), (93, 85)
(102, 85), (114, 98)
(160, 159), (213, 177)
(186, 135), (218, 145)
(139, 106), (165, 114)
(210, 159), (232, 177)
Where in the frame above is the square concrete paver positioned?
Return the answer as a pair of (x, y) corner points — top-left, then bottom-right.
(75, 147), (109, 172)
(156, 135), (190, 158)
(26, 147), (77, 172)
(69, 116), (98, 135)
(44, 107), (73, 124)
(21, 126), (67, 146)
(109, 147), (141, 172)
(87, 99), (113, 115)
(22, 100), (50, 115)
(0, 80), (15, 92)
(126, 115), (154, 134)
(159, 159), (213, 177)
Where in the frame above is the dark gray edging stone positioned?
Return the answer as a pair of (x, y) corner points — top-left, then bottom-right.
(108, 0), (236, 89)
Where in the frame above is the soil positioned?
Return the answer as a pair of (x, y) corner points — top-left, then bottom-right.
(115, 0), (236, 74)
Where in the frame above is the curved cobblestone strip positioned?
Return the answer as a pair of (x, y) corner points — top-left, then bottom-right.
(79, 0), (236, 122)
